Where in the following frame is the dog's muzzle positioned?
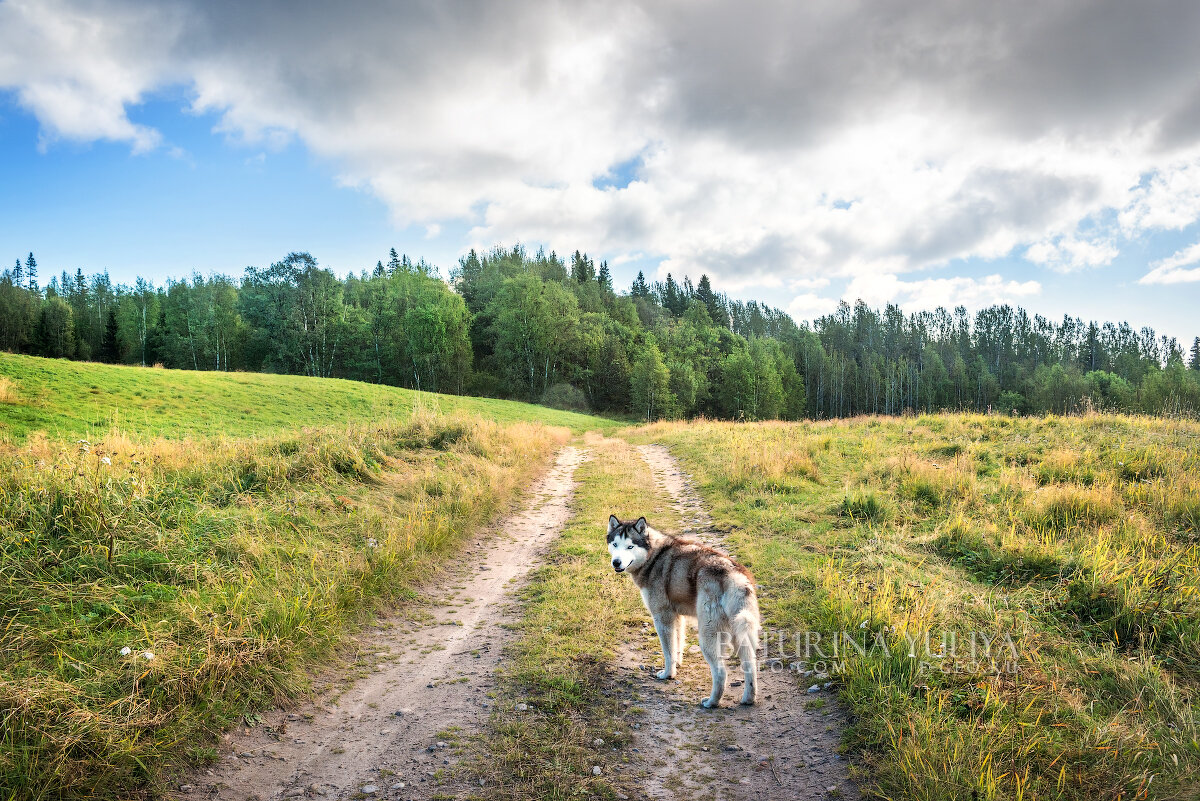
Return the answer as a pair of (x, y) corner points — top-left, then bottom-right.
(612, 559), (625, 573)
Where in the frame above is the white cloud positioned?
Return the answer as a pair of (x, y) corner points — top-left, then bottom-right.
(1140, 242), (1200, 284)
(787, 292), (838, 321)
(1024, 235), (1119, 272)
(3, 0), (1200, 300)
(844, 273), (1041, 312)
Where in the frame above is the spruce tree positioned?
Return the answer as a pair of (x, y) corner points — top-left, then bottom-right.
(12, 258), (21, 286)
(145, 308), (168, 366)
(571, 250), (595, 283)
(25, 252), (37, 292)
(631, 270), (649, 298)
(1190, 337), (1200, 371)
(597, 260), (613, 293)
(100, 308), (121, 363)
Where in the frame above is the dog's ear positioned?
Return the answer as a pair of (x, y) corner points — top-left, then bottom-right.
(608, 514), (620, 532)
(634, 516), (647, 534)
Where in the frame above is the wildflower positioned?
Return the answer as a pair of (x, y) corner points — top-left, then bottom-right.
(859, 619), (868, 629)
(366, 538), (378, 548)
(101, 456), (111, 466)
(141, 651), (155, 661)
(119, 646), (132, 656)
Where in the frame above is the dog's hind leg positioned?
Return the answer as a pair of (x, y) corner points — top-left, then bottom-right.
(672, 617), (687, 670)
(652, 612), (678, 680)
(696, 610), (727, 708)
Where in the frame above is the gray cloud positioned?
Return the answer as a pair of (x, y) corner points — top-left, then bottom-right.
(3, 0), (1200, 305)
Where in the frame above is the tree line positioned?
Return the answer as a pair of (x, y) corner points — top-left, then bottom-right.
(2, 247), (1199, 419)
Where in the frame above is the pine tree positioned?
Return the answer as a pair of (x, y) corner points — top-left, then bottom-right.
(597, 260), (613, 293)
(1189, 337), (1200, 371)
(25, 252), (37, 292)
(12, 258), (22, 286)
(387, 248), (402, 275)
(100, 308), (121, 363)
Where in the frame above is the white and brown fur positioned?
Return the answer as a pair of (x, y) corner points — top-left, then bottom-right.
(607, 515), (761, 707)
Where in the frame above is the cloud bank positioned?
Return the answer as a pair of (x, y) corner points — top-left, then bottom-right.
(3, 0), (1200, 313)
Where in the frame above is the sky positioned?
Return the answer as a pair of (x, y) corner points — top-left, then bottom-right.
(1, 0), (1198, 343)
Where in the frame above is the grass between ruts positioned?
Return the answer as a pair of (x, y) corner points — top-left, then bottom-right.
(629, 413), (1200, 801)
(0, 353), (623, 443)
(468, 433), (683, 800)
(0, 406), (568, 799)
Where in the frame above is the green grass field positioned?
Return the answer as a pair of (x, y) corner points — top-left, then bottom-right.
(4, 354), (1199, 801)
(0, 354), (616, 798)
(631, 415), (1200, 800)
(0, 353), (621, 442)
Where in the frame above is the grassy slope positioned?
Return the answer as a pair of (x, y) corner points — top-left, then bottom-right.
(632, 414), (1200, 801)
(0, 355), (626, 799)
(0, 353), (621, 442)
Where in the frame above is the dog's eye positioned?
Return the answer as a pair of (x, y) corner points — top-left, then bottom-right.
(626, 544), (634, 550)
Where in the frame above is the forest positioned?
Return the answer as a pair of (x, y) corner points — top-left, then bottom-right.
(2, 246), (1199, 420)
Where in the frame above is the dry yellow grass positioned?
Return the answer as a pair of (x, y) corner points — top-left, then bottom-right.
(0, 409), (568, 798)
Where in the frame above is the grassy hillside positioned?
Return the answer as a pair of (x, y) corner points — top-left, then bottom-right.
(0, 353), (621, 798)
(0, 353), (621, 442)
(633, 414), (1200, 800)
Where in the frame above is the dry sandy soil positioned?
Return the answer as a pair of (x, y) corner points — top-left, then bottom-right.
(179, 446), (590, 801)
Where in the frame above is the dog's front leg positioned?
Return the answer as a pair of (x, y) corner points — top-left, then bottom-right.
(652, 613), (677, 679)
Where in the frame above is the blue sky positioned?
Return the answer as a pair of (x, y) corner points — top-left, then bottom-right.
(1, 1), (1198, 346)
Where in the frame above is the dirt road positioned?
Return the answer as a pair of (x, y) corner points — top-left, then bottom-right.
(622, 445), (860, 800)
(180, 446), (590, 801)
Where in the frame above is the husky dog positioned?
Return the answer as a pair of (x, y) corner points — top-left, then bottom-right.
(607, 515), (761, 707)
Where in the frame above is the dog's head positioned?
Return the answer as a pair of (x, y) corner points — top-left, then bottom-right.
(607, 515), (650, 573)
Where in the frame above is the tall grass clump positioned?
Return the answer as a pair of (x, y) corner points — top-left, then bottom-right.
(0, 412), (566, 798)
(841, 488), (892, 522)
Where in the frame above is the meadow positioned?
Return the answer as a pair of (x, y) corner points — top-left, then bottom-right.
(3, 352), (1199, 800)
(0, 353), (619, 443)
(632, 414), (1200, 800)
(0, 354), (592, 797)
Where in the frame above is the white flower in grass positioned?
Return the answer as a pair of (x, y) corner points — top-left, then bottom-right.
(859, 619), (868, 629)
(141, 651), (155, 661)
(366, 538), (378, 548)
(119, 646), (132, 656)
(101, 456), (111, 466)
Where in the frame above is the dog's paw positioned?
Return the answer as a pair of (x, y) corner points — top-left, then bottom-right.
(739, 694), (756, 706)
(655, 668), (675, 680)
(701, 697), (718, 709)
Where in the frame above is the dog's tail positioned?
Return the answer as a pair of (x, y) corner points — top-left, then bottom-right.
(729, 586), (761, 658)
(728, 586), (761, 704)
